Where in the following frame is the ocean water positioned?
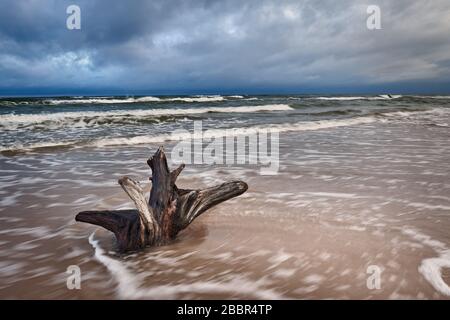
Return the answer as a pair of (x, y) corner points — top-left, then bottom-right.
(0, 94), (450, 299)
(1, 94), (448, 153)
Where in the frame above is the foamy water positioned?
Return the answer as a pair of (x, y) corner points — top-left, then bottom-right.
(307, 95), (403, 101)
(0, 104), (292, 131)
(43, 95), (230, 104)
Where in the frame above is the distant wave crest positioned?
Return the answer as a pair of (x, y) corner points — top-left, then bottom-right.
(42, 95), (247, 105)
(308, 95), (402, 101)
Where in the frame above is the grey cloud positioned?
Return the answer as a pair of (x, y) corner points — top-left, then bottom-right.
(0, 0), (449, 94)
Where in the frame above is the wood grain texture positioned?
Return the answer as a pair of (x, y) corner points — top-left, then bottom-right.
(75, 147), (248, 251)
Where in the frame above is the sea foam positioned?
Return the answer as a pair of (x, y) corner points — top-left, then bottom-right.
(308, 95), (402, 101)
(1, 115), (376, 152)
(0, 104), (293, 130)
(402, 228), (450, 296)
(88, 232), (285, 299)
(43, 95), (233, 104)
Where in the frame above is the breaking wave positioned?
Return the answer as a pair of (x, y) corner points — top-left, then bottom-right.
(42, 95), (243, 105)
(1, 115), (377, 153)
(308, 95), (402, 101)
(90, 116), (377, 148)
(0, 104), (293, 131)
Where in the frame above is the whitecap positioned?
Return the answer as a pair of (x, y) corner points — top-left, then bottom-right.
(0, 104), (293, 131)
(308, 95), (402, 101)
(0, 114), (377, 152)
(43, 95), (228, 104)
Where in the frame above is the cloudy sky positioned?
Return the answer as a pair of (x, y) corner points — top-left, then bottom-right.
(1, 0), (450, 95)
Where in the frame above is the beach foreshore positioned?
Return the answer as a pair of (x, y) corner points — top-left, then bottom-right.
(1, 116), (450, 299)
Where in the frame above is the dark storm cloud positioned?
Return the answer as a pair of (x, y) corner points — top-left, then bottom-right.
(1, 0), (450, 94)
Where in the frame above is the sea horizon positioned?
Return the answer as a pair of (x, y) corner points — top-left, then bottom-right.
(2, 92), (450, 98)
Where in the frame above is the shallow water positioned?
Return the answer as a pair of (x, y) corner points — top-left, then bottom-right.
(0, 95), (450, 299)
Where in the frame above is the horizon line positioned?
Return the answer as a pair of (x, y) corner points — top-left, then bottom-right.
(1, 92), (450, 98)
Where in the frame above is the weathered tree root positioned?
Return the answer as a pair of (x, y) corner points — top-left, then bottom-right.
(75, 147), (248, 251)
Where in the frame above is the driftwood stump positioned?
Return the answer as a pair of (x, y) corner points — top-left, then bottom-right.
(75, 147), (248, 251)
